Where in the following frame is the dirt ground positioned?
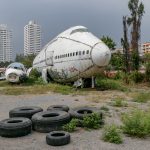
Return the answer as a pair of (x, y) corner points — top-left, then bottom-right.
(0, 90), (150, 150)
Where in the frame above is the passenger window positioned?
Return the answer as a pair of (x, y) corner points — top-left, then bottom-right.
(86, 50), (89, 54)
(70, 53), (72, 56)
(55, 56), (57, 59)
(73, 52), (75, 56)
(79, 51), (81, 55)
(58, 56), (60, 59)
(76, 52), (78, 56)
(68, 53), (69, 57)
(83, 51), (85, 55)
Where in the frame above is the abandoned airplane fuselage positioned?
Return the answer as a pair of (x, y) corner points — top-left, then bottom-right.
(33, 26), (111, 83)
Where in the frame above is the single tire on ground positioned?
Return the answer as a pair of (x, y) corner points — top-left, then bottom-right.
(47, 105), (69, 112)
(69, 107), (103, 120)
(9, 106), (43, 119)
(0, 117), (32, 137)
(32, 110), (70, 133)
(46, 131), (70, 146)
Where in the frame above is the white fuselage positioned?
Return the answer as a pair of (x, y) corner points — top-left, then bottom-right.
(33, 26), (111, 83)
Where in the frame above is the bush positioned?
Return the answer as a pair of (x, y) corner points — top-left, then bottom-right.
(113, 71), (124, 80)
(133, 92), (150, 103)
(112, 98), (128, 107)
(129, 71), (145, 83)
(96, 78), (127, 91)
(63, 119), (79, 132)
(102, 125), (123, 144)
(29, 68), (41, 79)
(82, 113), (102, 129)
(122, 110), (150, 137)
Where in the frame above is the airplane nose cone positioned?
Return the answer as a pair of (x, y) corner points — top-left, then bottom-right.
(91, 43), (111, 67)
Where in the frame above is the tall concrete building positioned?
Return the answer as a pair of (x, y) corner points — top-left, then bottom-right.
(0, 24), (13, 62)
(24, 21), (41, 56)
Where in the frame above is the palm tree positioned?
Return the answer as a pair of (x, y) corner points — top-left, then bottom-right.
(127, 0), (145, 70)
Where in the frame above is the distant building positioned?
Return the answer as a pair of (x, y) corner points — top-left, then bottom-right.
(24, 20), (41, 56)
(0, 24), (13, 62)
(112, 48), (123, 54)
(142, 42), (150, 54)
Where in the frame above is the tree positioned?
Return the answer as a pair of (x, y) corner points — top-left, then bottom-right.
(101, 36), (116, 50)
(127, 0), (145, 70)
(15, 54), (36, 68)
(121, 16), (130, 73)
(0, 61), (13, 68)
(109, 53), (124, 70)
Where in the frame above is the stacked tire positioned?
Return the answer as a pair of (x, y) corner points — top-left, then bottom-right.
(0, 117), (32, 137)
(69, 107), (103, 120)
(32, 110), (70, 133)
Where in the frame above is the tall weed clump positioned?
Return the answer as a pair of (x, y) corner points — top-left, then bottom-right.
(122, 110), (150, 138)
(102, 124), (123, 144)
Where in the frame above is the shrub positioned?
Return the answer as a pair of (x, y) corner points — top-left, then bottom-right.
(96, 78), (127, 91)
(63, 119), (79, 132)
(29, 68), (41, 79)
(133, 92), (150, 103)
(102, 125), (123, 144)
(129, 71), (144, 83)
(82, 113), (102, 129)
(122, 110), (150, 137)
(113, 71), (125, 80)
(112, 98), (128, 107)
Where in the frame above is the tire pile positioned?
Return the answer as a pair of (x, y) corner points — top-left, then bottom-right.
(0, 105), (103, 146)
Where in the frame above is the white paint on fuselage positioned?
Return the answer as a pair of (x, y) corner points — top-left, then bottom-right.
(33, 26), (111, 83)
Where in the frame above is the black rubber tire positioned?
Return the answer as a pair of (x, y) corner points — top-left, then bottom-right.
(46, 131), (70, 146)
(69, 107), (103, 120)
(9, 106), (43, 119)
(32, 110), (70, 133)
(47, 105), (69, 112)
(0, 117), (32, 138)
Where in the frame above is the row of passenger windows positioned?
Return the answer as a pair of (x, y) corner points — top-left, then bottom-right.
(55, 50), (90, 59)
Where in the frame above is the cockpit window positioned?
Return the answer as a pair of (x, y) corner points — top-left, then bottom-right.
(7, 63), (25, 71)
(70, 28), (88, 35)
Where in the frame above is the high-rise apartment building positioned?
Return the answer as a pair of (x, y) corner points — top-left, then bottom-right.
(24, 21), (41, 56)
(0, 24), (13, 62)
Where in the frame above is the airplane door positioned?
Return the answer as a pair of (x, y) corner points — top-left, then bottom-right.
(45, 50), (54, 66)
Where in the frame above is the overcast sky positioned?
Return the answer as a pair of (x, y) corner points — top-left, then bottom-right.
(0, 0), (149, 58)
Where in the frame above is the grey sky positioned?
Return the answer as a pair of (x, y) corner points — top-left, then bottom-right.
(0, 0), (149, 59)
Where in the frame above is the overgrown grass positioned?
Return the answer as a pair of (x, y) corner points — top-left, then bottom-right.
(111, 97), (128, 107)
(132, 92), (150, 103)
(96, 77), (128, 92)
(102, 124), (123, 144)
(122, 109), (150, 138)
(0, 83), (75, 95)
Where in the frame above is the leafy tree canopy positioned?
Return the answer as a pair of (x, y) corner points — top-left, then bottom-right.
(15, 54), (36, 69)
(0, 61), (13, 68)
(101, 36), (116, 50)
